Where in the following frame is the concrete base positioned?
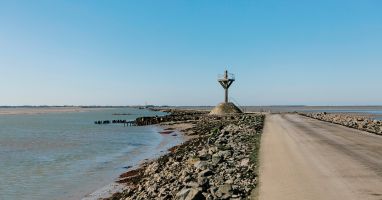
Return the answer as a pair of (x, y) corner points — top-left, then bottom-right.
(209, 102), (243, 115)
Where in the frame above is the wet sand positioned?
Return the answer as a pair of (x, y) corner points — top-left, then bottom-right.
(81, 123), (191, 200)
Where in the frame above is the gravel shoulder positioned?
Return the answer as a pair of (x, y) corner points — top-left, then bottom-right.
(259, 114), (382, 200)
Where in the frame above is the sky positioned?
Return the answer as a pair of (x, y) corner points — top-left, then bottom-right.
(0, 0), (381, 106)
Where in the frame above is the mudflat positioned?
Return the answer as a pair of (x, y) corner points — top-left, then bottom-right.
(259, 114), (382, 200)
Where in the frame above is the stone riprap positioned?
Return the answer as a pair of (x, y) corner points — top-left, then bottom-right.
(135, 109), (208, 126)
(107, 112), (264, 200)
(209, 102), (243, 115)
(300, 112), (382, 135)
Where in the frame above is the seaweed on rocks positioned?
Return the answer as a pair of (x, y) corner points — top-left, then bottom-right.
(135, 109), (208, 126)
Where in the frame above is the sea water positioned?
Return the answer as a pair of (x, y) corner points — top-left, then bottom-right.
(0, 108), (182, 200)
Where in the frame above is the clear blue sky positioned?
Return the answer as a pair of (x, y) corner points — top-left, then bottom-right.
(1, 0), (381, 106)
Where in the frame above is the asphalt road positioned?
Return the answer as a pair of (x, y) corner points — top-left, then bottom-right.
(258, 114), (382, 200)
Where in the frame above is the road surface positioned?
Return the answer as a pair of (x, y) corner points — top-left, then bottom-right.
(258, 114), (382, 200)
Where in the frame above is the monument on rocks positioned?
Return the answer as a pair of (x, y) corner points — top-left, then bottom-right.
(210, 70), (243, 115)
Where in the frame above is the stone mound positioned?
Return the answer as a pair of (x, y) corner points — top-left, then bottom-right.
(209, 102), (243, 115)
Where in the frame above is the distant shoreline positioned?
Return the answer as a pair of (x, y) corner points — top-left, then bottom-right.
(0, 106), (142, 108)
(2, 105), (382, 115)
(0, 107), (108, 115)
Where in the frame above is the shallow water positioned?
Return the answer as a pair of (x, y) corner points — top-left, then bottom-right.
(0, 108), (182, 200)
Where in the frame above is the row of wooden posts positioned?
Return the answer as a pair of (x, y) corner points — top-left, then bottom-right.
(94, 115), (165, 127)
(94, 119), (136, 126)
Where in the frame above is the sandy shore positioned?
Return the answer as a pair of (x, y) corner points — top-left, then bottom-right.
(82, 122), (191, 200)
(82, 112), (202, 200)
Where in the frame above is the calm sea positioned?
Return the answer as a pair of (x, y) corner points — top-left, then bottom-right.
(0, 108), (182, 200)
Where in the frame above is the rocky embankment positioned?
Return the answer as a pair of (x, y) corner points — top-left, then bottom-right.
(106, 112), (264, 200)
(300, 112), (382, 135)
(135, 109), (208, 126)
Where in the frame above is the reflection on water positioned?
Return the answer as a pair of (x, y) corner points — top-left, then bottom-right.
(0, 108), (181, 200)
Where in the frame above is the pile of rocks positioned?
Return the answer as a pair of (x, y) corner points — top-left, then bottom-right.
(108, 114), (264, 200)
(135, 110), (208, 126)
(300, 112), (382, 135)
(209, 102), (243, 115)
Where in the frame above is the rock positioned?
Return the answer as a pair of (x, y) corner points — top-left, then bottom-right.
(188, 157), (200, 165)
(215, 184), (233, 198)
(159, 187), (169, 194)
(147, 183), (157, 192)
(198, 169), (213, 177)
(208, 146), (218, 154)
(217, 184), (232, 195)
(209, 102), (243, 115)
(221, 129), (229, 135)
(115, 113), (264, 200)
(182, 174), (191, 182)
(176, 188), (206, 200)
(217, 150), (232, 159)
(240, 158), (250, 167)
(225, 178), (234, 184)
(145, 162), (159, 174)
(211, 154), (222, 165)
(221, 194), (232, 199)
(186, 181), (199, 188)
(197, 176), (209, 190)
(301, 112), (382, 135)
(198, 148), (208, 157)
(194, 161), (208, 170)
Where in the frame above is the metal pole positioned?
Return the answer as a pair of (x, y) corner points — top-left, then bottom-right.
(225, 88), (228, 103)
